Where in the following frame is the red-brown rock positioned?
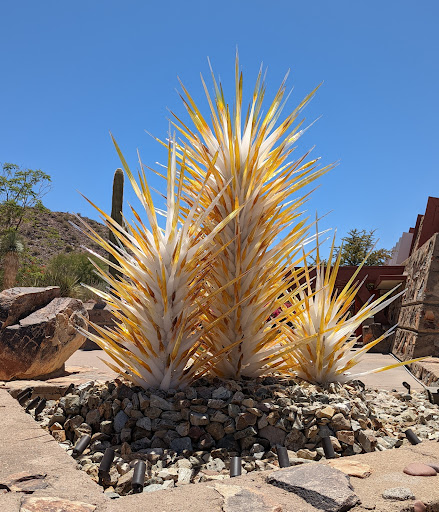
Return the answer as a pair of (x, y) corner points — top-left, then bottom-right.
(403, 463), (437, 476)
(0, 287), (60, 329)
(20, 496), (95, 512)
(0, 297), (88, 380)
(413, 500), (427, 512)
(1, 472), (47, 493)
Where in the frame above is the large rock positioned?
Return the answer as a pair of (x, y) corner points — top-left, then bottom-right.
(0, 286), (60, 329)
(259, 426), (286, 446)
(82, 300), (115, 350)
(214, 484), (282, 512)
(21, 496), (95, 512)
(0, 297), (88, 380)
(267, 464), (360, 512)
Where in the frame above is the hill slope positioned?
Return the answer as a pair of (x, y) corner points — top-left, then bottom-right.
(18, 209), (109, 264)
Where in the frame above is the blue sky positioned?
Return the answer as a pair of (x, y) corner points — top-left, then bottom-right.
(1, 1), (438, 252)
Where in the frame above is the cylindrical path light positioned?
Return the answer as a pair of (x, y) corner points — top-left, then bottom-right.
(18, 390), (32, 406)
(277, 445), (290, 468)
(73, 435), (91, 457)
(405, 429), (421, 445)
(34, 398), (47, 416)
(63, 383), (75, 396)
(25, 397), (40, 413)
(16, 388), (32, 402)
(230, 457), (242, 477)
(132, 461), (146, 493)
(322, 436), (336, 459)
(402, 382), (411, 394)
(99, 448), (115, 485)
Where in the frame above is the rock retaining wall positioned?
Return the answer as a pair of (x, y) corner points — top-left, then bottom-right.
(393, 233), (439, 360)
(0, 287), (88, 380)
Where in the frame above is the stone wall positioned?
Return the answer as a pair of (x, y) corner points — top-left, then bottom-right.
(392, 233), (439, 360)
(82, 301), (115, 350)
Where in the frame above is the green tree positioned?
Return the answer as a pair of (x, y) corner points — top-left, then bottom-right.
(338, 229), (391, 266)
(0, 162), (51, 231)
(0, 162), (51, 289)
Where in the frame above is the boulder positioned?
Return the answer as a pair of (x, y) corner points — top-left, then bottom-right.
(0, 297), (88, 380)
(267, 464), (360, 512)
(259, 425), (286, 446)
(82, 300), (115, 350)
(0, 286), (60, 329)
(21, 497), (95, 512)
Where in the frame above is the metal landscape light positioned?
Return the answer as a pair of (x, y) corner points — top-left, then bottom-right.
(73, 435), (91, 457)
(99, 448), (115, 485)
(24, 397), (40, 413)
(277, 445), (290, 468)
(63, 383), (75, 396)
(356, 380), (366, 391)
(321, 436), (336, 459)
(34, 398), (47, 416)
(16, 388), (32, 401)
(405, 429), (421, 445)
(17, 389), (32, 406)
(230, 457), (242, 477)
(426, 387), (439, 405)
(132, 461), (146, 493)
(402, 382), (411, 394)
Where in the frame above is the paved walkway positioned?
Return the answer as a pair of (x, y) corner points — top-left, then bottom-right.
(348, 349), (424, 392)
(2, 348), (425, 399)
(1, 387), (439, 512)
(0, 347), (436, 511)
(68, 348), (425, 392)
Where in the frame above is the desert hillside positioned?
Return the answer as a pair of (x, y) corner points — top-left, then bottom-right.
(17, 209), (108, 264)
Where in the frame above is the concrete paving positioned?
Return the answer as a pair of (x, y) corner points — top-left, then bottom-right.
(347, 349), (425, 392)
(0, 346), (437, 512)
(0, 389), (107, 512)
(2, 387), (439, 512)
(2, 347), (426, 402)
(66, 348), (426, 392)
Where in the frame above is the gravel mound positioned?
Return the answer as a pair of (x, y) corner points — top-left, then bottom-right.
(22, 376), (439, 496)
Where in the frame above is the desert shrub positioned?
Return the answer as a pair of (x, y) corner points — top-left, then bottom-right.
(15, 252), (45, 286)
(28, 252), (107, 298)
(44, 252), (106, 284)
(37, 270), (81, 297)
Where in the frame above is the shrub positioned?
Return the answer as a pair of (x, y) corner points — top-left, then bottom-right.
(37, 270), (81, 298)
(45, 252), (106, 285)
(29, 252), (106, 298)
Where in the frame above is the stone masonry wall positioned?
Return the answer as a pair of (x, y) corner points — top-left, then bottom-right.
(392, 233), (439, 360)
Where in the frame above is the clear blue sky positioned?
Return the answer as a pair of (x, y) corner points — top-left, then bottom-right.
(1, 1), (438, 252)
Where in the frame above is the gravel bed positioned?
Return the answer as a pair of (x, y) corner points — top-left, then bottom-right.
(19, 376), (439, 497)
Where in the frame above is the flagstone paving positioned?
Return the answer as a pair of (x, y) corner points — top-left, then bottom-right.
(0, 349), (437, 512)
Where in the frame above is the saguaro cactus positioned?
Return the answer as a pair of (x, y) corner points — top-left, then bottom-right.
(109, 168), (124, 280)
